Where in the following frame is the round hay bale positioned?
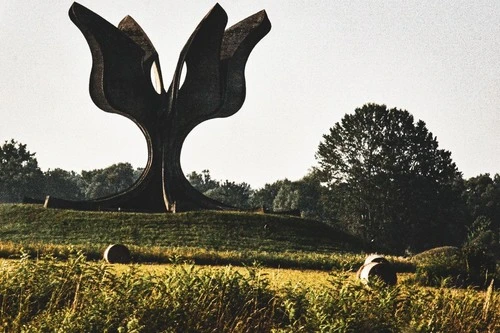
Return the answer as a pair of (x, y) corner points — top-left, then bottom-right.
(103, 244), (131, 264)
(357, 254), (390, 279)
(364, 254), (389, 265)
(358, 262), (397, 286)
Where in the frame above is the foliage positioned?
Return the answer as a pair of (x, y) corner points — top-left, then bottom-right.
(44, 168), (84, 200)
(205, 180), (253, 209)
(0, 139), (44, 202)
(316, 104), (465, 253)
(462, 174), (500, 244)
(0, 139), (145, 203)
(81, 162), (136, 199)
(411, 241), (499, 288)
(272, 180), (299, 212)
(463, 174), (500, 220)
(462, 216), (499, 287)
(187, 170), (254, 209)
(187, 169), (220, 193)
(249, 180), (284, 211)
(250, 173), (329, 221)
(0, 253), (498, 332)
(411, 246), (467, 287)
(294, 171), (330, 221)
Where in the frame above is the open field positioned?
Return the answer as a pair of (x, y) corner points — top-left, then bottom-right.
(110, 262), (417, 290)
(0, 204), (498, 331)
(0, 253), (498, 332)
(0, 204), (419, 272)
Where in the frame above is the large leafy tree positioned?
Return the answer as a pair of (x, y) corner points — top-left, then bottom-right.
(272, 179), (299, 212)
(186, 170), (220, 194)
(204, 180), (253, 209)
(250, 180), (288, 211)
(461, 174), (500, 261)
(249, 172), (328, 219)
(44, 168), (84, 200)
(269, 174), (325, 218)
(462, 173), (500, 230)
(187, 170), (253, 209)
(81, 163), (136, 199)
(0, 139), (44, 202)
(295, 171), (330, 221)
(316, 104), (464, 253)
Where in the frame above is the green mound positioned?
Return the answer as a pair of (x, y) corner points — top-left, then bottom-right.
(411, 246), (461, 263)
(0, 204), (361, 254)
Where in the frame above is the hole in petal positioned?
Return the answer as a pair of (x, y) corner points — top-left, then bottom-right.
(150, 61), (162, 94)
(179, 62), (187, 90)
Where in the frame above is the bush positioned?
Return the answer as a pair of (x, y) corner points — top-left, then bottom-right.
(411, 243), (499, 288)
(462, 216), (499, 287)
(411, 246), (467, 287)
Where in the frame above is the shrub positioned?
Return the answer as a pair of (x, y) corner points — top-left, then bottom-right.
(411, 246), (467, 287)
(462, 216), (499, 287)
(411, 243), (499, 288)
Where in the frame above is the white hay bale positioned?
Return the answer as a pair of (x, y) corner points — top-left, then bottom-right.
(364, 254), (389, 265)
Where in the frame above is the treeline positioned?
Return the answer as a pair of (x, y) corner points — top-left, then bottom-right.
(1, 104), (499, 256)
(0, 140), (316, 214)
(0, 140), (143, 202)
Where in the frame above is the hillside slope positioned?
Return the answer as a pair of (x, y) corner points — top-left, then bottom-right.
(0, 204), (361, 253)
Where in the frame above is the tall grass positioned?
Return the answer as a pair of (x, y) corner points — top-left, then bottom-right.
(0, 240), (415, 273)
(0, 251), (497, 332)
(0, 204), (418, 272)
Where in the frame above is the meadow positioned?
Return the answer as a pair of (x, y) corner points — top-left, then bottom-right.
(0, 204), (369, 270)
(0, 252), (498, 332)
(0, 204), (498, 332)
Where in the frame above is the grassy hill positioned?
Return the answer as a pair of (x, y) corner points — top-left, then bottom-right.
(0, 204), (369, 269)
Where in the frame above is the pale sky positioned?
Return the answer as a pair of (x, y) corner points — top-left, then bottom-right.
(1, 1), (499, 188)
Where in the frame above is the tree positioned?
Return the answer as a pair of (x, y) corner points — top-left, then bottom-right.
(462, 173), (500, 232)
(248, 173), (328, 219)
(295, 170), (330, 221)
(44, 168), (84, 200)
(133, 167), (145, 183)
(272, 180), (299, 212)
(186, 170), (220, 193)
(0, 139), (44, 202)
(462, 216), (499, 286)
(316, 104), (464, 253)
(250, 180), (287, 211)
(204, 180), (252, 209)
(81, 163), (136, 199)
(249, 172), (329, 219)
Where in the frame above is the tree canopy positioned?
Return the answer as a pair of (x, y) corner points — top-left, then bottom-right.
(205, 180), (253, 209)
(0, 140), (44, 202)
(316, 104), (464, 252)
(44, 168), (84, 200)
(81, 163), (136, 199)
(186, 170), (219, 194)
(462, 174), (500, 229)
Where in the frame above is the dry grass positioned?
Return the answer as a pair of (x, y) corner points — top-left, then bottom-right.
(0, 253), (497, 332)
(112, 263), (417, 291)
